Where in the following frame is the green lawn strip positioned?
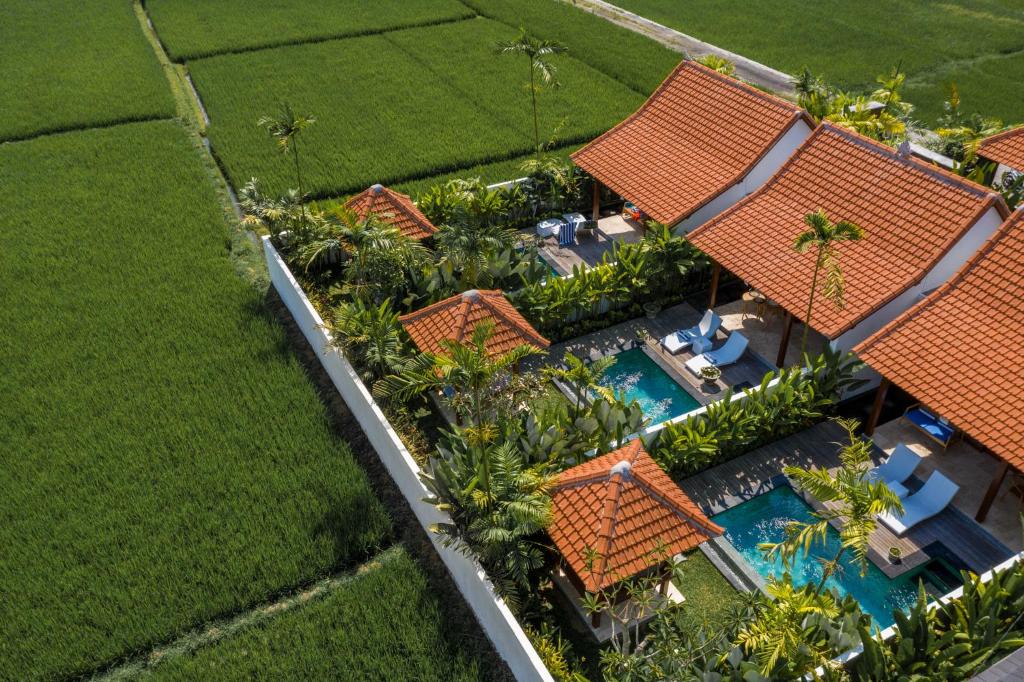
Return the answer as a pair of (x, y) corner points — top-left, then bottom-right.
(460, 0), (680, 94)
(189, 18), (643, 199)
(672, 551), (744, 632)
(145, 0), (475, 62)
(0, 0), (174, 141)
(609, 0), (1024, 125)
(0, 120), (391, 680)
(143, 546), (484, 681)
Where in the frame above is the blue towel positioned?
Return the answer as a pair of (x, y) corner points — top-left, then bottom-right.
(558, 220), (575, 246)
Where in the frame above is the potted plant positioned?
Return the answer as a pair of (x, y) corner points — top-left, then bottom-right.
(888, 546), (902, 564)
(699, 366), (721, 385)
(643, 301), (661, 319)
(633, 328), (650, 346)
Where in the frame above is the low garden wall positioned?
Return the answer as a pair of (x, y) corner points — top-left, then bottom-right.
(262, 236), (553, 682)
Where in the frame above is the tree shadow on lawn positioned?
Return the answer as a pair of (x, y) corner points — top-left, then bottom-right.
(263, 287), (515, 682)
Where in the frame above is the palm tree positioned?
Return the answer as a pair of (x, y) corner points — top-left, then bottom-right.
(792, 209), (864, 358)
(257, 102), (316, 220)
(762, 418), (903, 596)
(496, 29), (567, 157)
(543, 352), (616, 418)
(330, 299), (405, 382)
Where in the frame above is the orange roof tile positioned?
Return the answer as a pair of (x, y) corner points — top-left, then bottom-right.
(855, 209), (1024, 472)
(978, 127), (1024, 172)
(571, 60), (812, 226)
(399, 289), (549, 357)
(689, 124), (1008, 338)
(345, 183), (437, 240)
(549, 441), (722, 592)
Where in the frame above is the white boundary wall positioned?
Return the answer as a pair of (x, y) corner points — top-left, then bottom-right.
(263, 236), (553, 682)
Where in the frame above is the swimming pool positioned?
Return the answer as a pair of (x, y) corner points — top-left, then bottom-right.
(538, 254), (560, 278)
(596, 348), (701, 423)
(712, 485), (962, 629)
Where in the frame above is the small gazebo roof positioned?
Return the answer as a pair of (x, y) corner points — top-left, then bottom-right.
(856, 209), (1024, 473)
(398, 289), (549, 357)
(978, 127), (1024, 172)
(689, 124), (1008, 339)
(571, 60), (811, 225)
(345, 183), (437, 240)
(549, 441), (722, 593)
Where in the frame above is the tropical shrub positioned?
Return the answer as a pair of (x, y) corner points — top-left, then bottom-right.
(794, 66), (915, 144)
(652, 349), (864, 475)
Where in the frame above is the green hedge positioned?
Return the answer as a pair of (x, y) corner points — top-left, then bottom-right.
(0, 120), (390, 679)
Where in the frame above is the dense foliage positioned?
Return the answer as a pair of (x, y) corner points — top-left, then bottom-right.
(608, 0), (1024, 124)
(147, 0), (474, 61)
(0, 121), (391, 679)
(149, 547), (488, 681)
(0, 0), (174, 141)
(190, 17), (643, 198)
(653, 349), (865, 475)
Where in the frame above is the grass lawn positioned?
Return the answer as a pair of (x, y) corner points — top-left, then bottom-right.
(146, 0), (474, 61)
(611, 0), (1024, 125)
(0, 0), (174, 141)
(189, 16), (643, 199)
(674, 551), (744, 632)
(0, 120), (391, 680)
(147, 547), (487, 681)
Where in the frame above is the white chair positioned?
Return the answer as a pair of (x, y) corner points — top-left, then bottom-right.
(878, 471), (959, 536)
(867, 444), (922, 497)
(660, 310), (722, 354)
(685, 332), (749, 374)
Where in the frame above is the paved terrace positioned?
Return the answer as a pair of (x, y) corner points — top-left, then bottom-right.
(530, 302), (775, 407)
(678, 421), (1014, 578)
(534, 215), (643, 275)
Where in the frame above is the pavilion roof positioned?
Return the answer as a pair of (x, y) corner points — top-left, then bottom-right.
(856, 209), (1024, 472)
(549, 441), (722, 593)
(688, 124), (1008, 338)
(978, 127), (1024, 172)
(398, 289), (548, 357)
(345, 183), (437, 240)
(571, 60), (811, 225)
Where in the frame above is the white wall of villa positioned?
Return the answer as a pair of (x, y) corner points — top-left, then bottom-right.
(673, 119), (815, 234)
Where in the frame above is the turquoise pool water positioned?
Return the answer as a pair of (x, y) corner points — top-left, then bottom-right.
(712, 486), (961, 629)
(597, 348), (701, 423)
(539, 254), (560, 278)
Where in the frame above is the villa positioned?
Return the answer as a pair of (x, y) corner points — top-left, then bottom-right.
(978, 126), (1024, 186)
(345, 183), (438, 240)
(571, 61), (814, 234)
(687, 123), (1010, 374)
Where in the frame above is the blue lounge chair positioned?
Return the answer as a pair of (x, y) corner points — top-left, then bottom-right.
(867, 443), (922, 497)
(878, 471), (959, 536)
(660, 309), (722, 354)
(903, 405), (957, 448)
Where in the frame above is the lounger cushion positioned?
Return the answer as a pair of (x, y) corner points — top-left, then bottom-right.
(906, 407), (956, 444)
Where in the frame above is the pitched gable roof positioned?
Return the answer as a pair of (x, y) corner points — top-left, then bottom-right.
(689, 124), (1008, 338)
(978, 127), (1024, 172)
(549, 441), (722, 592)
(345, 183), (437, 240)
(571, 60), (811, 225)
(856, 209), (1024, 472)
(398, 289), (549, 357)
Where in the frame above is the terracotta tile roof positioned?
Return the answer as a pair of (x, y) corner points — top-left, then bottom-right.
(549, 441), (722, 592)
(345, 183), (437, 240)
(978, 127), (1024, 172)
(398, 289), (549, 357)
(689, 124), (1009, 338)
(856, 209), (1024, 472)
(570, 60), (812, 226)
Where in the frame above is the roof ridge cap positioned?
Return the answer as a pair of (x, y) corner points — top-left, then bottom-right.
(685, 60), (803, 114)
(591, 471), (627, 589)
(979, 125), (1024, 148)
(630, 468), (722, 536)
(453, 293), (475, 343)
(397, 294), (461, 323)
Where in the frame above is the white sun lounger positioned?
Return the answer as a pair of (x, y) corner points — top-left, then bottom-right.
(685, 332), (748, 374)
(878, 471), (959, 536)
(660, 310), (722, 354)
(867, 443), (922, 497)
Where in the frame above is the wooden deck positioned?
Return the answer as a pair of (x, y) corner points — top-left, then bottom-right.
(678, 422), (1014, 577)
(534, 215), (644, 274)
(535, 302), (776, 408)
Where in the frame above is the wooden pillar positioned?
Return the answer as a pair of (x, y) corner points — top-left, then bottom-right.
(864, 378), (891, 436)
(591, 609), (602, 628)
(659, 574), (670, 597)
(707, 262), (721, 309)
(591, 180), (601, 221)
(976, 460), (1010, 522)
(776, 312), (794, 368)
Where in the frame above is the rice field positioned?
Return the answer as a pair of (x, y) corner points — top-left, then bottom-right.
(0, 0), (174, 141)
(611, 0), (1024, 124)
(0, 120), (391, 680)
(146, 0), (475, 61)
(189, 16), (644, 199)
(148, 547), (490, 681)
